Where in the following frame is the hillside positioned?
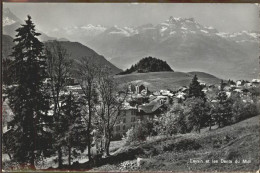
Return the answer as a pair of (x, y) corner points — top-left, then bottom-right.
(2, 35), (15, 59)
(45, 41), (122, 74)
(115, 71), (221, 91)
(118, 57), (173, 75)
(92, 115), (259, 172)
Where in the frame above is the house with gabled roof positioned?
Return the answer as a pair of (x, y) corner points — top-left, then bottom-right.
(137, 96), (168, 120)
(111, 95), (169, 139)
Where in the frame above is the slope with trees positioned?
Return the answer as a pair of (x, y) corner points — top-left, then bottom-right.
(118, 56), (173, 75)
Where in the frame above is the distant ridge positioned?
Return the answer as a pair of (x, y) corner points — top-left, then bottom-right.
(117, 56), (173, 75)
(44, 41), (122, 75)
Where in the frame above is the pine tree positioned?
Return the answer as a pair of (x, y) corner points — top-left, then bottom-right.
(188, 75), (205, 100)
(185, 75), (209, 132)
(183, 97), (208, 133)
(7, 15), (49, 168)
(214, 80), (233, 127)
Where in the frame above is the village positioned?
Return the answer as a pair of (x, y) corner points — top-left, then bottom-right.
(5, 77), (258, 139)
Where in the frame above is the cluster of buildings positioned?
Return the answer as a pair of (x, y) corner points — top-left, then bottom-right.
(111, 79), (260, 139)
(112, 84), (174, 139)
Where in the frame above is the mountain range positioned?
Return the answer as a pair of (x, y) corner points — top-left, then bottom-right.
(87, 17), (259, 80)
(47, 16), (259, 80)
(3, 8), (259, 80)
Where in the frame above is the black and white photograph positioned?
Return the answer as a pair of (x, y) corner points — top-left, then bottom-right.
(2, 2), (260, 172)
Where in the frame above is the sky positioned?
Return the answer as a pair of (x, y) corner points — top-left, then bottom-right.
(4, 3), (260, 33)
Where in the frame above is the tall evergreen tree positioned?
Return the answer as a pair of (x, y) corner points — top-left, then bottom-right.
(214, 80), (233, 127)
(188, 75), (205, 100)
(7, 15), (49, 168)
(183, 97), (209, 133)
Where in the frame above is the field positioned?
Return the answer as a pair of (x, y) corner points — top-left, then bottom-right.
(92, 115), (259, 172)
(115, 71), (222, 91)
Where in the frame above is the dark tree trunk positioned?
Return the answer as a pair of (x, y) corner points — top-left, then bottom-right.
(7, 153), (12, 160)
(87, 134), (91, 161)
(30, 117), (36, 170)
(106, 140), (110, 156)
(209, 116), (212, 131)
(30, 149), (35, 169)
(105, 131), (111, 156)
(68, 146), (71, 166)
(58, 148), (63, 168)
(87, 96), (92, 162)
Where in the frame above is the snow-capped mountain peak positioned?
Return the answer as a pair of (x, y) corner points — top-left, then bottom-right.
(107, 25), (138, 37)
(80, 24), (106, 31)
(3, 17), (16, 26)
(217, 30), (259, 43)
(3, 8), (22, 26)
(156, 16), (220, 37)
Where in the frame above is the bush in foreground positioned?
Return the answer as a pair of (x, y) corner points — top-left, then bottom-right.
(125, 122), (150, 144)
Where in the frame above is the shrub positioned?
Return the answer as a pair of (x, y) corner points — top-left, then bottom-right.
(183, 97), (209, 133)
(154, 104), (187, 136)
(125, 123), (149, 144)
(225, 149), (240, 160)
(231, 94), (258, 123)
